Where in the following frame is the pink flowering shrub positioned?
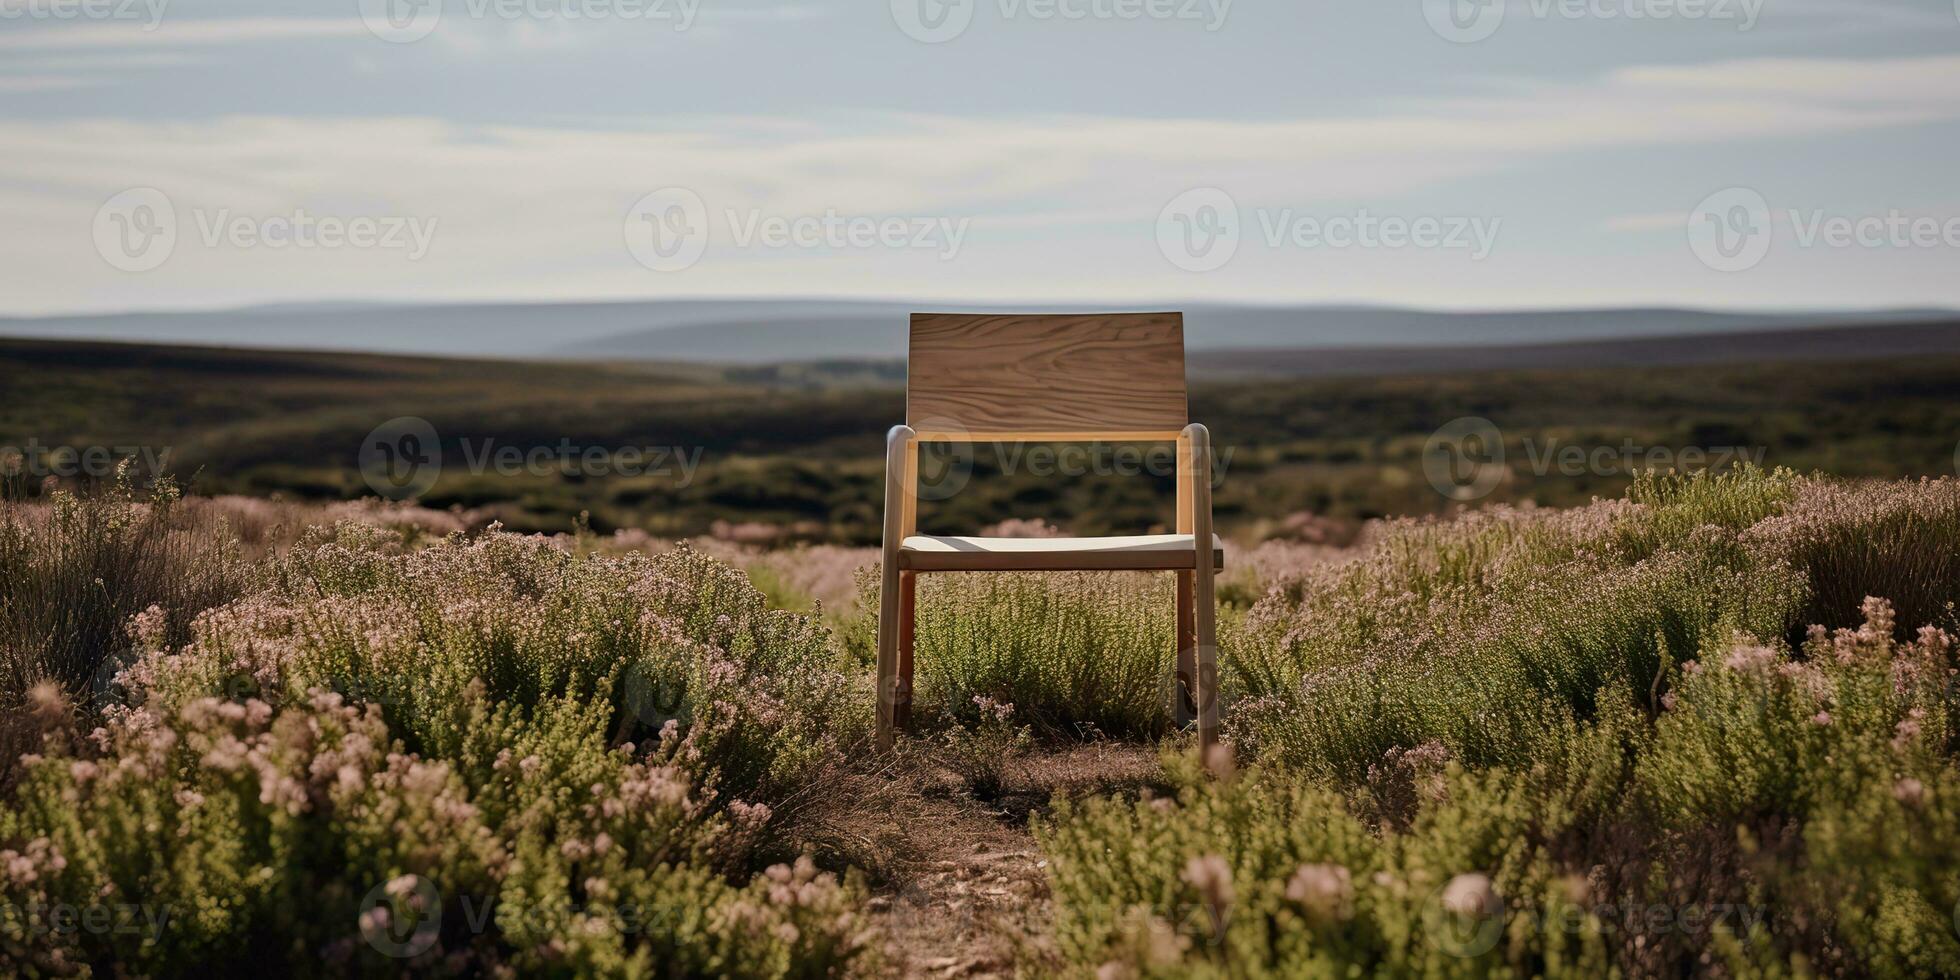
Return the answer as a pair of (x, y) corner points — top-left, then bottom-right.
(1226, 468), (1805, 782)
(1044, 470), (1960, 976)
(1039, 738), (1625, 978)
(1744, 476), (1960, 642)
(0, 523), (871, 976)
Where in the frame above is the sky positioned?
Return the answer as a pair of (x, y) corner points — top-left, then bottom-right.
(1, 0), (1957, 316)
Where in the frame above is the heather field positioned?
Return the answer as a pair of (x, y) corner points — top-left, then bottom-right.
(1, 467), (1958, 977)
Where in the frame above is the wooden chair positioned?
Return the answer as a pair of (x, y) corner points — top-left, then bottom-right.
(875, 312), (1222, 752)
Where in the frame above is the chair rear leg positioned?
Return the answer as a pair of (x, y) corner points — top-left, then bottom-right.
(876, 551), (900, 750)
(897, 571), (917, 734)
(1175, 570), (1196, 728)
(1196, 564), (1220, 753)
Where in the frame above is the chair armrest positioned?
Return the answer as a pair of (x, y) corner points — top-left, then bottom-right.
(1181, 421), (1215, 537)
(882, 425), (918, 546)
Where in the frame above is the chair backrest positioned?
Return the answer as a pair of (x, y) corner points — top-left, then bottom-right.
(906, 312), (1188, 441)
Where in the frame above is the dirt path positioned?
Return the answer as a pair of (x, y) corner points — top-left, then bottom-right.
(801, 742), (1165, 977)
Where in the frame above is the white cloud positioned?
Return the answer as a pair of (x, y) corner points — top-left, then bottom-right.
(0, 16), (366, 50)
(1601, 212), (1686, 233)
(0, 73), (103, 91)
(3, 53), (1957, 313)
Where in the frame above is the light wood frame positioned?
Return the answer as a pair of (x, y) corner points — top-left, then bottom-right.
(875, 313), (1219, 753)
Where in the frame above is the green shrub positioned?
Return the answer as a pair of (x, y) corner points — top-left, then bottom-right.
(1044, 464), (1960, 978)
(906, 570), (1176, 738)
(0, 525), (872, 976)
(0, 481), (248, 706)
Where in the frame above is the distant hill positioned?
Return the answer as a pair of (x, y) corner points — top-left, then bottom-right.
(1188, 320), (1960, 378)
(1, 299), (1952, 363)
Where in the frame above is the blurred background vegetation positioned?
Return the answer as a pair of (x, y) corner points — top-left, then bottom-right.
(4, 336), (1958, 543)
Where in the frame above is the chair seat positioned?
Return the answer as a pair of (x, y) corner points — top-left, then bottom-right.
(898, 533), (1226, 572)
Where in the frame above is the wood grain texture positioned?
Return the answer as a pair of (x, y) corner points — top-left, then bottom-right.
(907, 313), (1188, 436)
(897, 533), (1225, 573)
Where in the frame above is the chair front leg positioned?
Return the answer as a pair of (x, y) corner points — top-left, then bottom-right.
(876, 424), (917, 752)
(897, 571), (916, 734)
(1175, 570), (1196, 728)
(1184, 423), (1220, 754)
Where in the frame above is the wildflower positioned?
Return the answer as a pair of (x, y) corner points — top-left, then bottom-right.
(1203, 743), (1238, 782)
(28, 682), (69, 723)
(1440, 873), (1501, 919)
(3, 850), (35, 886)
(129, 603), (169, 648)
(1811, 710), (1833, 727)
(1723, 645), (1778, 676)
(1182, 854), (1234, 913)
(1894, 778), (1927, 808)
(1893, 708), (1925, 751)
(1285, 863), (1353, 923)
(729, 801), (773, 827)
